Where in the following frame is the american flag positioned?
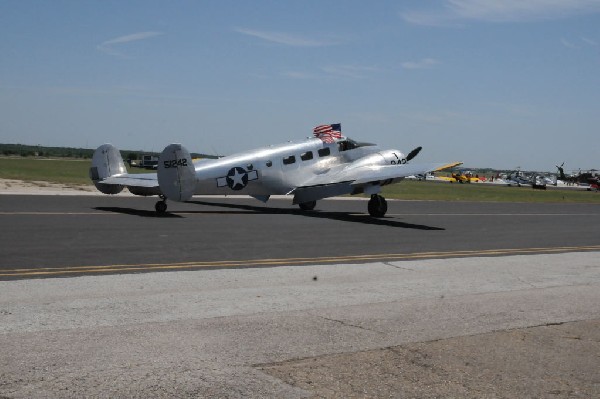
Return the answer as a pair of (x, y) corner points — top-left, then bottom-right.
(313, 123), (342, 143)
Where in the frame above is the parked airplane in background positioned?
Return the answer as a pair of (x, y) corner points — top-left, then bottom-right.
(503, 170), (544, 189)
(89, 124), (461, 217)
(437, 170), (481, 183)
(556, 163), (600, 190)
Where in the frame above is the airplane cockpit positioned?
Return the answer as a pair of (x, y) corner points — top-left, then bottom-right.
(337, 138), (376, 152)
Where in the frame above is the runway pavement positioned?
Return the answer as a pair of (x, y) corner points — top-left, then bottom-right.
(1, 194), (600, 397)
(1, 194), (599, 279)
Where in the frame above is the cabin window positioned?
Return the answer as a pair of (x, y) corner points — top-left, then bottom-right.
(247, 163), (254, 171)
(266, 161), (272, 167)
(318, 147), (330, 157)
(283, 155), (296, 165)
(300, 151), (313, 161)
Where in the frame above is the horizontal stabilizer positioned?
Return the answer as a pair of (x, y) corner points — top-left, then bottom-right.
(90, 144), (161, 196)
(100, 173), (160, 187)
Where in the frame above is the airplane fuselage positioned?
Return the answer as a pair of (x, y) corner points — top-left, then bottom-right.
(90, 131), (458, 217)
(189, 138), (403, 198)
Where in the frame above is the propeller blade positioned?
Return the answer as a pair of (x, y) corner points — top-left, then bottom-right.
(406, 146), (422, 162)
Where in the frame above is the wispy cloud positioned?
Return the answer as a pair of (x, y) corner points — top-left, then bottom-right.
(235, 28), (338, 47)
(561, 38), (579, 49)
(282, 71), (318, 79)
(581, 36), (598, 46)
(401, 58), (439, 70)
(561, 36), (599, 49)
(401, 0), (600, 26)
(97, 31), (164, 57)
(321, 65), (380, 79)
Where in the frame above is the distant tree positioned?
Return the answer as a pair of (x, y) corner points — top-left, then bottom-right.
(126, 152), (139, 161)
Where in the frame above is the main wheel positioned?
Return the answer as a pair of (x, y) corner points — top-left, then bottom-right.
(155, 200), (167, 214)
(368, 195), (387, 218)
(299, 200), (317, 211)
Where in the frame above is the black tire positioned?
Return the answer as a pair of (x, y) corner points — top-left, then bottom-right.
(368, 195), (387, 218)
(299, 201), (317, 211)
(155, 201), (167, 214)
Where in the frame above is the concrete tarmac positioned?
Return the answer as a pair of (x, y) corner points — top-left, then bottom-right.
(1, 252), (599, 398)
(1, 194), (600, 397)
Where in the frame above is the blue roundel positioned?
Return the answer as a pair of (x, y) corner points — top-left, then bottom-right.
(226, 167), (248, 190)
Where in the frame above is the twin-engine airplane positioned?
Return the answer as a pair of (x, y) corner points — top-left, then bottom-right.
(89, 124), (461, 217)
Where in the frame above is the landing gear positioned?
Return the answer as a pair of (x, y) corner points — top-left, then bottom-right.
(368, 194), (387, 218)
(155, 196), (167, 214)
(299, 200), (317, 211)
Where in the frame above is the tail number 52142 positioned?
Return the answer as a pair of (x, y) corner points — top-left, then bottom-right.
(163, 159), (188, 168)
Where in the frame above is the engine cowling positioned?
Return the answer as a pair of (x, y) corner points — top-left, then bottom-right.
(378, 149), (406, 165)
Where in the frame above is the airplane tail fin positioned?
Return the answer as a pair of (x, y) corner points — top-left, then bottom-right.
(556, 162), (567, 181)
(89, 144), (127, 194)
(157, 144), (196, 202)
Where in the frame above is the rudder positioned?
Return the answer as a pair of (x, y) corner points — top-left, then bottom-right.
(157, 144), (196, 202)
(89, 144), (126, 194)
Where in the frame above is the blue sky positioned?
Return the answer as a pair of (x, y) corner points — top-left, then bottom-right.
(1, 0), (599, 171)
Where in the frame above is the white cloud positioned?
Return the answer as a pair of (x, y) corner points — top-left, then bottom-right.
(561, 38), (579, 48)
(401, 58), (439, 70)
(581, 36), (598, 45)
(401, 0), (600, 26)
(321, 65), (380, 79)
(97, 31), (164, 57)
(235, 28), (338, 47)
(282, 71), (317, 79)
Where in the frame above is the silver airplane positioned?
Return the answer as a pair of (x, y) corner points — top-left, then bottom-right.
(89, 124), (461, 217)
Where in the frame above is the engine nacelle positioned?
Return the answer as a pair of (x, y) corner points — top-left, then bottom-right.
(157, 144), (196, 202)
(379, 149), (406, 165)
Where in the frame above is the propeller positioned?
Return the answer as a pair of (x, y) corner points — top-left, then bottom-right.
(405, 146), (422, 162)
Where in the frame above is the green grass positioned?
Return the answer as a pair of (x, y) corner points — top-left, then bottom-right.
(0, 158), (93, 185)
(0, 157), (147, 186)
(1, 157), (599, 203)
(381, 180), (600, 203)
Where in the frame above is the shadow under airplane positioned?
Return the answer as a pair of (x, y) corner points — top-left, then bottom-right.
(191, 200), (445, 230)
(94, 200), (445, 230)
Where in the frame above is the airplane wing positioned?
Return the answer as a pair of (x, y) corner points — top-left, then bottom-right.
(350, 162), (461, 185)
(292, 161), (461, 204)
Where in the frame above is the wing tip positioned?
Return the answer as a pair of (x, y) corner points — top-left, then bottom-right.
(434, 162), (463, 172)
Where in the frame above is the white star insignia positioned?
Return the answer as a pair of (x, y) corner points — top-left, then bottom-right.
(230, 169), (245, 187)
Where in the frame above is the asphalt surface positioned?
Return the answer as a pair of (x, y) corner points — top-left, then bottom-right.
(1, 194), (600, 397)
(1, 195), (600, 280)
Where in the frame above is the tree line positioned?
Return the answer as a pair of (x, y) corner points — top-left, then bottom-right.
(0, 144), (216, 160)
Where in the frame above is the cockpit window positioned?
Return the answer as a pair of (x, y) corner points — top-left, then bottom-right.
(338, 139), (359, 152)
